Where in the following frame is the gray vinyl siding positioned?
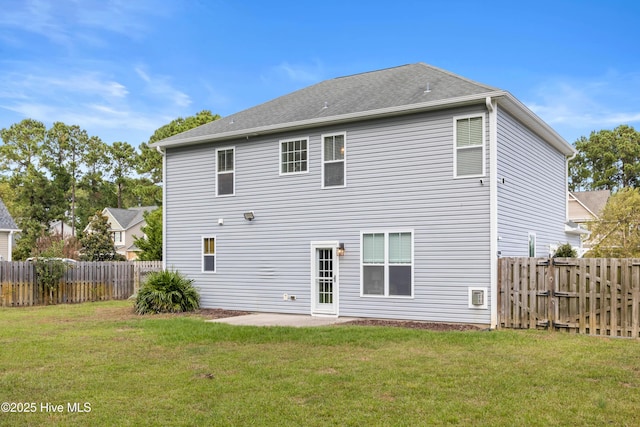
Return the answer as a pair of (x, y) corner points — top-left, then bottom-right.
(496, 107), (573, 256)
(165, 105), (493, 324)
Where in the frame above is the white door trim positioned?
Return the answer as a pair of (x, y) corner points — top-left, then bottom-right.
(310, 241), (339, 316)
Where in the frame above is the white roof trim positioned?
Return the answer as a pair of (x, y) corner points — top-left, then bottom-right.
(152, 90), (575, 157)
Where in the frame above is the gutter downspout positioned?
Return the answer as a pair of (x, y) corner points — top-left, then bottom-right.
(486, 96), (499, 329)
(565, 151), (577, 224)
(157, 146), (167, 270)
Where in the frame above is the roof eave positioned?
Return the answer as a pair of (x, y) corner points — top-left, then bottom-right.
(152, 90), (575, 158)
(152, 91), (509, 149)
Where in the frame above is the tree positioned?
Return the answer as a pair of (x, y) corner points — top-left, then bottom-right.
(138, 109), (220, 184)
(80, 212), (122, 261)
(569, 125), (640, 192)
(76, 136), (117, 232)
(108, 141), (137, 208)
(588, 188), (640, 257)
(133, 208), (162, 260)
(43, 122), (89, 235)
(0, 119), (60, 259)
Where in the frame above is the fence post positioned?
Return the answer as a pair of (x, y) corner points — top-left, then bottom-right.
(547, 258), (555, 331)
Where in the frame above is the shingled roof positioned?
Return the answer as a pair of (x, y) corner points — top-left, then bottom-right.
(571, 190), (610, 218)
(152, 62), (573, 156)
(105, 206), (156, 230)
(0, 198), (19, 231)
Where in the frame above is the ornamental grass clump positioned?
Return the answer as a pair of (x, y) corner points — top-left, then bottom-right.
(135, 270), (200, 314)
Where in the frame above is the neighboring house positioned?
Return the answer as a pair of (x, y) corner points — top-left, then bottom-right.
(568, 190), (611, 255)
(0, 198), (20, 261)
(99, 206), (156, 260)
(152, 62), (579, 327)
(568, 190), (610, 224)
(49, 220), (75, 238)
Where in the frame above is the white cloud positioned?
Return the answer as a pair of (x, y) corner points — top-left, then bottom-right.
(135, 66), (191, 108)
(525, 72), (640, 140)
(0, 0), (172, 47)
(0, 65), (188, 144)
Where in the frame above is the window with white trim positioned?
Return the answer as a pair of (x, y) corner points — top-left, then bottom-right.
(528, 233), (536, 257)
(454, 115), (485, 177)
(203, 237), (216, 272)
(322, 133), (345, 187)
(111, 231), (123, 245)
(280, 138), (308, 174)
(216, 147), (234, 196)
(362, 231), (413, 297)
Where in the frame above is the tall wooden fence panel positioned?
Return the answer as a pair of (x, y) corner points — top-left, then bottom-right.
(0, 261), (162, 307)
(498, 257), (640, 338)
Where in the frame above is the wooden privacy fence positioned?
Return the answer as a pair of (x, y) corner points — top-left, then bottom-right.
(498, 257), (640, 338)
(0, 261), (162, 307)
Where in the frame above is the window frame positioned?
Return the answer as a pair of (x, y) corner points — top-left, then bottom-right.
(215, 146), (235, 197)
(360, 229), (414, 298)
(321, 132), (347, 188)
(112, 231), (123, 245)
(202, 236), (216, 273)
(528, 232), (536, 257)
(279, 137), (309, 175)
(453, 114), (486, 178)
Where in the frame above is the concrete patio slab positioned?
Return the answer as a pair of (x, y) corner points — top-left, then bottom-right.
(206, 313), (360, 327)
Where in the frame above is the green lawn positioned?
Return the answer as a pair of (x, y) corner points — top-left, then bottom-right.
(1, 301), (639, 426)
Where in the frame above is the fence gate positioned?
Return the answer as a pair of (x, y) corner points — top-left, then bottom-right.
(498, 257), (640, 338)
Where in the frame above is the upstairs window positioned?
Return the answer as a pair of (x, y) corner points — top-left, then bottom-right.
(280, 138), (308, 174)
(203, 237), (216, 272)
(454, 115), (485, 177)
(216, 147), (235, 196)
(322, 133), (346, 187)
(112, 231), (123, 245)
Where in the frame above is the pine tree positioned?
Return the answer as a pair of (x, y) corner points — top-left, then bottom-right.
(80, 212), (122, 261)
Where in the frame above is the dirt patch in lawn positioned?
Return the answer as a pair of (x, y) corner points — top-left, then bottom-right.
(93, 306), (251, 321)
(340, 319), (484, 331)
(196, 308), (252, 319)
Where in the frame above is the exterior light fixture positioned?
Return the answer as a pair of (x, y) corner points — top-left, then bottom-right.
(243, 211), (255, 221)
(337, 242), (345, 256)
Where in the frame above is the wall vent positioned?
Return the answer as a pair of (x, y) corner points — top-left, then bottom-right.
(468, 287), (488, 309)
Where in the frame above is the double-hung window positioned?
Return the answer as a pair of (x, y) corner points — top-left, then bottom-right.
(280, 138), (308, 174)
(454, 115), (485, 177)
(322, 132), (346, 187)
(216, 147), (235, 196)
(203, 237), (216, 272)
(362, 231), (413, 297)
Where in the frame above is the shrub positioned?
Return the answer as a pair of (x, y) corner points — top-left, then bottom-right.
(553, 243), (578, 258)
(134, 270), (200, 314)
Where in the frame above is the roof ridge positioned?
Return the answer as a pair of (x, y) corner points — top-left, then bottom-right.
(415, 62), (501, 92)
(333, 64), (413, 80)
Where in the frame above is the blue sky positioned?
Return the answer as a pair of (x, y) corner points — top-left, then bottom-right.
(1, 0), (639, 147)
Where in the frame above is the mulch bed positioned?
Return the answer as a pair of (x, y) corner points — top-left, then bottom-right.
(198, 309), (483, 331)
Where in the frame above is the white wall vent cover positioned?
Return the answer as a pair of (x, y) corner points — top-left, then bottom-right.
(468, 287), (488, 309)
